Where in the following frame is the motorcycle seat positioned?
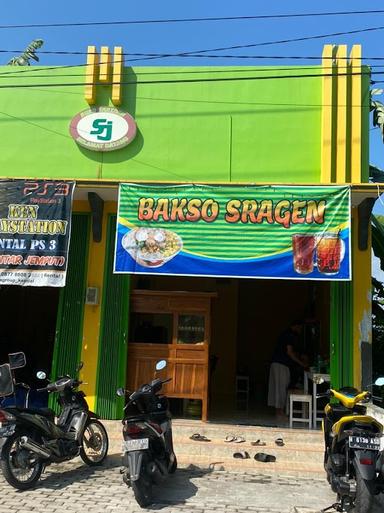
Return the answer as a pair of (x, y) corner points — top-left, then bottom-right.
(327, 404), (350, 423)
(22, 407), (55, 421)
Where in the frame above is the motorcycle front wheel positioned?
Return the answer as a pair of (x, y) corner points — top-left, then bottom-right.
(354, 467), (376, 513)
(132, 473), (153, 508)
(0, 432), (43, 490)
(80, 419), (108, 466)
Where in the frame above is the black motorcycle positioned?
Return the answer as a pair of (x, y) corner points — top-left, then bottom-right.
(118, 360), (177, 508)
(0, 355), (109, 490)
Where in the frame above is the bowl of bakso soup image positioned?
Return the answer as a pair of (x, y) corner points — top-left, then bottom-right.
(122, 227), (183, 267)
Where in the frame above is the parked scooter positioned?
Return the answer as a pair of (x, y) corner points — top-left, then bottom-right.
(321, 377), (384, 512)
(0, 355), (109, 490)
(118, 360), (177, 508)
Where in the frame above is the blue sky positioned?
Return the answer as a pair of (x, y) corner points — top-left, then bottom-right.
(1, 1), (384, 187)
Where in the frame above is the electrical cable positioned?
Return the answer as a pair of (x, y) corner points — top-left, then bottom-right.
(3, 84), (375, 107)
(3, 23), (384, 57)
(3, 50), (384, 60)
(1, 64), (379, 80)
(0, 69), (376, 90)
(2, 9), (384, 29)
(1, 22), (384, 78)
(0, 109), (71, 139)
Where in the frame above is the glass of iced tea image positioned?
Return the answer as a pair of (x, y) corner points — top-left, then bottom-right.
(316, 232), (344, 275)
(292, 234), (316, 274)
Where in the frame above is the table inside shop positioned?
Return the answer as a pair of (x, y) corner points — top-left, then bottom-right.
(304, 371), (331, 428)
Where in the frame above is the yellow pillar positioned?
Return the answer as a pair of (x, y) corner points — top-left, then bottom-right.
(349, 45), (362, 184)
(321, 45), (334, 184)
(85, 46), (99, 105)
(335, 45), (348, 184)
(99, 46), (111, 83)
(79, 201), (116, 410)
(352, 208), (372, 389)
(112, 47), (123, 106)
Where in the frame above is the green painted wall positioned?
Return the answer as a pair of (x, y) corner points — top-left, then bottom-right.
(0, 66), (322, 183)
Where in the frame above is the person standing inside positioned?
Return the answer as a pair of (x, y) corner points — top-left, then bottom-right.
(268, 320), (306, 419)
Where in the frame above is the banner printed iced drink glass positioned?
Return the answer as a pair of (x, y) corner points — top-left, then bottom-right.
(292, 234), (316, 274)
(316, 232), (343, 275)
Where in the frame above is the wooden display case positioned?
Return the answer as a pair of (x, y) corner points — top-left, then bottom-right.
(127, 290), (214, 421)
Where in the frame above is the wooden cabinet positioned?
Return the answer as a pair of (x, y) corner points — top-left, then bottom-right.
(127, 290), (214, 421)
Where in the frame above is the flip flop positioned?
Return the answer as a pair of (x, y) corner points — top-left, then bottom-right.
(234, 436), (246, 443)
(190, 433), (211, 442)
(251, 439), (266, 446)
(224, 435), (235, 442)
(275, 438), (285, 447)
(254, 452), (276, 463)
(233, 451), (250, 459)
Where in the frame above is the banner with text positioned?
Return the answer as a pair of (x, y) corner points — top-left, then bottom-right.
(115, 184), (351, 281)
(0, 180), (75, 287)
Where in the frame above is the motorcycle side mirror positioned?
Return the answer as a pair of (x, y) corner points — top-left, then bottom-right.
(116, 388), (125, 397)
(36, 371), (47, 380)
(156, 360), (167, 371)
(76, 361), (84, 372)
(375, 377), (384, 387)
(8, 352), (26, 370)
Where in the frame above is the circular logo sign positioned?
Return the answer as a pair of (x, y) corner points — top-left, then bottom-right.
(69, 107), (137, 152)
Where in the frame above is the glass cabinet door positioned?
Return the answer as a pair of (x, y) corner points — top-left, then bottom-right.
(177, 314), (206, 344)
(130, 312), (173, 344)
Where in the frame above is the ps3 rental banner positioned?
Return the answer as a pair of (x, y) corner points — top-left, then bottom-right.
(114, 184), (351, 281)
(0, 180), (75, 287)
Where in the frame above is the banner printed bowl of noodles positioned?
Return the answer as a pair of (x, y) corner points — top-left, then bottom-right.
(122, 227), (183, 268)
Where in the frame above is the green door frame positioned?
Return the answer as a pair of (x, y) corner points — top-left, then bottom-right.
(95, 214), (130, 419)
(330, 281), (353, 390)
(50, 213), (90, 410)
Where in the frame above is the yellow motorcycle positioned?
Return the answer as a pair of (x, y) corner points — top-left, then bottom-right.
(321, 378), (384, 513)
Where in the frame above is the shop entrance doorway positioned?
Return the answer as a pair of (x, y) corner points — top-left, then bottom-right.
(210, 279), (330, 426)
(127, 275), (330, 425)
(0, 285), (60, 386)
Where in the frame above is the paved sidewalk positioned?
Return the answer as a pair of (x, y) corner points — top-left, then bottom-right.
(0, 454), (378, 513)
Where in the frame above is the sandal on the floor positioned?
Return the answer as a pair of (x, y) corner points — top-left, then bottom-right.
(233, 451), (250, 459)
(254, 452), (276, 463)
(190, 433), (211, 442)
(234, 436), (245, 443)
(251, 439), (266, 446)
(224, 435), (235, 442)
(275, 438), (285, 447)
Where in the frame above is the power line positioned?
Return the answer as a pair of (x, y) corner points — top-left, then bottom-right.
(162, 25), (384, 55)
(0, 109), (71, 139)
(2, 65), (380, 80)
(0, 101), (374, 134)
(0, 70), (376, 89)
(1, 23), (384, 78)
(5, 24), (384, 59)
(2, 49), (384, 60)
(0, 56), (376, 81)
(2, 10), (384, 29)
(0, 77), (377, 106)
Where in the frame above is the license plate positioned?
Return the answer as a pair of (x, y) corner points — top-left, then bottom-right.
(0, 424), (15, 438)
(349, 435), (381, 451)
(123, 438), (149, 452)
